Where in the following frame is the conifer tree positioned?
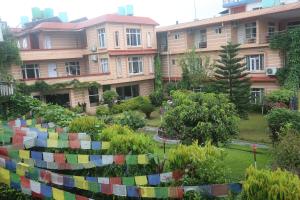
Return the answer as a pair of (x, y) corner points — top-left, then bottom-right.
(214, 42), (251, 118)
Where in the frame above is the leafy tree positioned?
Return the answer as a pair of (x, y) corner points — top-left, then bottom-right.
(116, 111), (146, 130)
(102, 90), (118, 108)
(179, 48), (213, 90)
(162, 91), (239, 145)
(214, 42), (251, 118)
(266, 89), (294, 105)
(0, 27), (20, 77)
(149, 55), (164, 106)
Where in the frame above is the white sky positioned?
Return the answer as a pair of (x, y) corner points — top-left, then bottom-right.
(0, 0), (223, 27)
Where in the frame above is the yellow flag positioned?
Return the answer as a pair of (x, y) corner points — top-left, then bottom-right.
(16, 162), (29, 176)
(74, 176), (88, 190)
(49, 132), (58, 140)
(53, 187), (64, 200)
(47, 139), (58, 148)
(78, 155), (89, 163)
(140, 187), (155, 198)
(137, 154), (149, 164)
(19, 150), (30, 159)
(26, 119), (32, 126)
(102, 141), (110, 149)
(0, 167), (10, 185)
(40, 127), (48, 132)
(135, 176), (148, 186)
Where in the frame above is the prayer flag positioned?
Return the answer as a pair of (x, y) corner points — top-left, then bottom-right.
(169, 187), (184, 198)
(127, 186), (139, 197)
(74, 176), (88, 190)
(49, 132), (58, 140)
(140, 187), (155, 198)
(155, 187), (169, 198)
(137, 154), (148, 164)
(91, 141), (101, 150)
(88, 181), (100, 193)
(80, 141), (91, 149)
(63, 176), (75, 188)
(43, 152), (54, 162)
(0, 167), (10, 185)
(98, 177), (109, 184)
(19, 150), (30, 159)
(69, 140), (80, 149)
(66, 154), (78, 164)
(122, 177), (135, 186)
(64, 191), (76, 200)
(78, 155), (89, 164)
(229, 183), (242, 194)
(47, 139), (58, 148)
(114, 155), (125, 165)
(41, 184), (52, 198)
(101, 141), (110, 149)
(53, 187), (65, 200)
(101, 183), (113, 195)
(148, 174), (160, 185)
(30, 180), (41, 194)
(160, 172), (173, 182)
(31, 151), (43, 160)
(90, 155), (102, 166)
(54, 153), (66, 164)
(102, 155), (113, 165)
(211, 184), (229, 197)
(113, 184), (127, 197)
(135, 176), (148, 186)
(126, 155), (137, 165)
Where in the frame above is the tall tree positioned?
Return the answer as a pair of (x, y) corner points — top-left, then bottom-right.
(154, 54), (163, 90)
(214, 42), (251, 118)
(179, 48), (213, 90)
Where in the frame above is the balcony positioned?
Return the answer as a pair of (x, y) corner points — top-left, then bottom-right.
(223, 0), (257, 8)
(0, 82), (14, 97)
(20, 48), (85, 61)
(195, 41), (207, 49)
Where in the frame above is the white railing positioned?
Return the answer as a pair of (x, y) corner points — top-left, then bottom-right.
(0, 82), (14, 96)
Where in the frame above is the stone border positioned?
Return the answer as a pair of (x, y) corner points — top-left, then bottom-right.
(153, 133), (181, 145)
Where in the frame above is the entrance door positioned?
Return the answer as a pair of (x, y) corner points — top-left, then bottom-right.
(48, 63), (57, 77)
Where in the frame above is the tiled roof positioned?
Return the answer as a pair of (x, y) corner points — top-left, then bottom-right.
(32, 22), (78, 31)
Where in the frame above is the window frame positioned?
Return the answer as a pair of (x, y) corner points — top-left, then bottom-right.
(128, 56), (143, 75)
(114, 31), (120, 48)
(126, 28), (141, 47)
(116, 85), (140, 100)
(100, 58), (109, 73)
(21, 64), (40, 79)
(251, 88), (265, 104)
(146, 32), (152, 47)
(246, 54), (264, 72)
(97, 28), (106, 48)
(174, 32), (180, 40)
(149, 57), (154, 73)
(44, 35), (52, 49)
(116, 57), (122, 77)
(65, 61), (80, 76)
(88, 86), (100, 107)
(245, 22), (257, 39)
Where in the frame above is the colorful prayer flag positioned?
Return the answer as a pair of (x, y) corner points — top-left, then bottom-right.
(135, 176), (148, 186)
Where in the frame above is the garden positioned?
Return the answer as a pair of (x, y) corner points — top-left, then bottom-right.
(1, 29), (300, 199)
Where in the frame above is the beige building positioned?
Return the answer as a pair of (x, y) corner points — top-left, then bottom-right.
(157, 2), (300, 104)
(10, 14), (158, 113)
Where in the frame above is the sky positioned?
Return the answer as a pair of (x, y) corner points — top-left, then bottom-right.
(0, 0), (223, 28)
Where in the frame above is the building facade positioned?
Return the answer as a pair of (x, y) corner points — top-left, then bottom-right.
(156, 1), (300, 104)
(10, 14), (158, 113)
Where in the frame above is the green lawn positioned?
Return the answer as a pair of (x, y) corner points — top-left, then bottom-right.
(146, 108), (162, 127)
(238, 113), (271, 143)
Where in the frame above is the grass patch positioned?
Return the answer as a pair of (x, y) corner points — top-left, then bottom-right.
(238, 113), (271, 144)
(145, 108), (162, 127)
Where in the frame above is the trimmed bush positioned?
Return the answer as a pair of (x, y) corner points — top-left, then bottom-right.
(111, 96), (152, 114)
(266, 108), (300, 143)
(69, 116), (105, 138)
(139, 97), (155, 119)
(149, 89), (164, 106)
(116, 111), (145, 130)
(167, 142), (227, 185)
(241, 166), (300, 200)
(266, 89), (294, 105)
(98, 124), (134, 141)
(103, 90), (118, 108)
(96, 105), (110, 116)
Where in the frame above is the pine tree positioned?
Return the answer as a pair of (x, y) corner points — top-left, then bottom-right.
(214, 42), (251, 118)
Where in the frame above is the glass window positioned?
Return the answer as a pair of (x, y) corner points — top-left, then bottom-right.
(100, 58), (109, 73)
(149, 57), (154, 73)
(88, 86), (99, 107)
(128, 56), (143, 74)
(245, 22), (257, 39)
(44, 35), (52, 49)
(195, 29), (207, 48)
(114, 31), (119, 47)
(22, 38), (28, 49)
(126, 28), (141, 46)
(21, 64), (40, 79)
(174, 33), (180, 40)
(215, 26), (222, 34)
(116, 57), (122, 77)
(98, 28), (106, 48)
(246, 55), (264, 71)
(268, 22), (276, 37)
(172, 59), (176, 65)
(251, 88), (264, 104)
(116, 85), (139, 100)
(65, 61), (80, 76)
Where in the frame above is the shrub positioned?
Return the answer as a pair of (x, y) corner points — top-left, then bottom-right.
(111, 96), (150, 114)
(70, 105), (84, 114)
(165, 82), (180, 95)
(139, 98), (155, 119)
(35, 104), (76, 127)
(266, 89), (294, 105)
(108, 133), (155, 154)
(266, 108), (300, 143)
(96, 105), (110, 117)
(162, 91), (239, 145)
(69, 116), (105, 138)
(98, 124), (134, 141)
(167, 142), (227, 185)
(241, 166), (300, 200)
(103, 90), (118, 108)
(116, 111), (146, 130)
(273, 127), (300, 175)
(7, 94), (41, 119)
(0, 184), (32, 200)
(149, 89), (164, 106)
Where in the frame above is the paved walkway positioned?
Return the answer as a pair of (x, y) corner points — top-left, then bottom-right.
(143, 126), (270, 148)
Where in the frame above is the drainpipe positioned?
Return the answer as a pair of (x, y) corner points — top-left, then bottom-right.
(167, 49), (171, 82)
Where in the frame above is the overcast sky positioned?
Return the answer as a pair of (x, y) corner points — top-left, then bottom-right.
(0, 0), (223, 27)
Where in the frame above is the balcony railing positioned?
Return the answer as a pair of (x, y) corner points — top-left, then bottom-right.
(0, 82), (14, 97)
(195, 41), (207, 49)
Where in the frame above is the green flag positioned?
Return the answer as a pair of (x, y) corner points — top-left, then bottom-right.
(66, 154), (78, 164)
(126, 155), (137, 165)
(155, 187), (169, 198)
(122, 177), (135, 186)
(88, 181), (100, 193)
(64, 191), (76, 200)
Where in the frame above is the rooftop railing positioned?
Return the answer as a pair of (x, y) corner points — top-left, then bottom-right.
(0, 82), (14, 97)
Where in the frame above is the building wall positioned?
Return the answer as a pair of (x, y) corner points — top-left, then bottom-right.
(167, 31), (188, 54)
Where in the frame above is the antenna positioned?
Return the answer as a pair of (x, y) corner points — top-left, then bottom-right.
(194, 0), (198, 20)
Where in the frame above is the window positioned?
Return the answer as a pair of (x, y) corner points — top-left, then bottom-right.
(268, 22), (276, 37)
(44, 35), (52, 49)
(65, 61), (80, 76)
(251, 88), (264, 104)
(116, 57), (122, 77)
(100, 58), (109, 73)
(245, 22), (256, 40)
(21, 64), (40, 79)
(174, 33), (180, 40)
(114, 31), (119, 48)
(126, 28), (141, 46)
(215, 26), (222, 34)
(147, 32), (151, 47)
(102, 85), (111, 93)
(195, 29), (207, 48)
(98, 28), (106, 48)
(22, 38), (28, 49)
(246, 54), (264, 71)
(149, 57), (154, 73)
(116, 85), (139, 100)
(287, 21), (300, 29)
(17, 40), (21, 49)
(88, 86), (99, 107)
(172, 59), (176, 65)
(128, 56), (143, 74)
